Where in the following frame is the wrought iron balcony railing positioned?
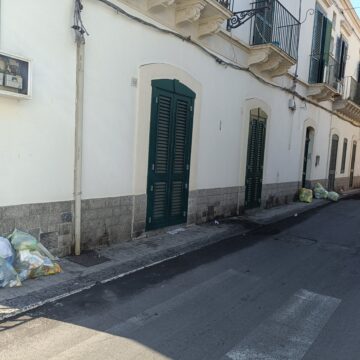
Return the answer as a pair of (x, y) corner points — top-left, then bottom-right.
(341, 76), (360, 106)
(309, 54), (342, 90)
(216, 0), (233, 10)
(250, 0), (300, 60)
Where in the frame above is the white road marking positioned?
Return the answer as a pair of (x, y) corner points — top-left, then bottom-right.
(226, 289), (341, 360)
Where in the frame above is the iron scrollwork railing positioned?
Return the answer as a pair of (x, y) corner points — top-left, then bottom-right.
(250, 0), (300, 60)
(227, 1), (270, 29)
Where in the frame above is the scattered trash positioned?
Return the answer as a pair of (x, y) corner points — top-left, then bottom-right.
(299, 188), (313, 203)
(328, 191), (340, 202)
(0, 229), (62, 287)
(294, 213), (298, 217)
(167, 227), (186, 235)
(313, 183), (328, 200)
(214, 220), (220, 225)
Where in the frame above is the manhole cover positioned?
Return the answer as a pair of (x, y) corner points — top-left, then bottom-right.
(66, 250), (110, 267)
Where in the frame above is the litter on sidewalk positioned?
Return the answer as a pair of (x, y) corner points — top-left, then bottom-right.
(299, 183), (339, 204)
(0, 229), (61, 288)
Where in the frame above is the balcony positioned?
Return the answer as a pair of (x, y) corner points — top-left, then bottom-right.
(215, 0), (232, 9)
(333, 76), (360, 123)
(145, 0), (232, 38)
(307, 55), (342, 102)
(246, 0), (300, 78)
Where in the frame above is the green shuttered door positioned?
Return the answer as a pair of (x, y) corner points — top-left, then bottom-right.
(245, 109), (267, 209)
(147, 80), (195, 231)
(328, 135), (339, 191)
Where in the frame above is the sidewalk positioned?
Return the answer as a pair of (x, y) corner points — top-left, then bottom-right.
(0, 192), (356, 321)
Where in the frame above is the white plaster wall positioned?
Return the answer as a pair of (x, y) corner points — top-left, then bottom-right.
(1, 0), (360, 210)
(81, 0), (322, 197)
(0, 0), (76, 206)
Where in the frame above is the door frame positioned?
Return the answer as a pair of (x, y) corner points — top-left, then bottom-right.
(132, 64), (201, 235)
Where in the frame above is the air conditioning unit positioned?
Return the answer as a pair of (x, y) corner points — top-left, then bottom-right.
(0, 51), (31, 99)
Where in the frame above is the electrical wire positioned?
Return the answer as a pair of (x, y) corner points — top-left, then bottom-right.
(72, 0), (89, 42)
(94, 0), (360, 128)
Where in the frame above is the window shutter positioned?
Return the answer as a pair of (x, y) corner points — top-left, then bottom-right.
(148, 90), (173, 225)
(340, 41), (348, 79)
(323, 18), (332, 65)
(170, 96), (192, 220)
(309, 10), (324, 83)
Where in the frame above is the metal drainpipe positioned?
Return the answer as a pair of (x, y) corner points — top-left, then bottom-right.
(74, 37), (85, 256)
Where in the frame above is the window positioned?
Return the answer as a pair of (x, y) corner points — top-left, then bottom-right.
(341, 138), (348, 173)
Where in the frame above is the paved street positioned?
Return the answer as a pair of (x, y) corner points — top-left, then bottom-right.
(1, 198), (360, 360)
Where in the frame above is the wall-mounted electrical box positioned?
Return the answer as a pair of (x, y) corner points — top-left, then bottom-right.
(0, 51), (32, 99)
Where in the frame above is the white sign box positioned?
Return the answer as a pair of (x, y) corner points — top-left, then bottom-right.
(0, 52), (31, 98)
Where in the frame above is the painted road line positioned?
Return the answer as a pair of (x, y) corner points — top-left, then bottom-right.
(226, 289), (341, 360)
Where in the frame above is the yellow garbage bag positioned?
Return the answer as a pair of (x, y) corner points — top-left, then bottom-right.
(299, 188), (313, 203)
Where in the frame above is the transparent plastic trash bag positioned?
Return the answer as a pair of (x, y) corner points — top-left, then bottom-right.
(313, 183), (328, 200)
(0, 257), (21, 288)
(328, 191), (340, 202)
(9, 230), (61, 281)
(0, 237), (15, 264)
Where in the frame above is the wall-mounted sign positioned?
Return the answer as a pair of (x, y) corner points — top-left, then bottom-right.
(0, 52), (31, 98)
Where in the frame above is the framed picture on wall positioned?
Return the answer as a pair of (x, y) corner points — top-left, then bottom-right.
(0, 51), (32, 99)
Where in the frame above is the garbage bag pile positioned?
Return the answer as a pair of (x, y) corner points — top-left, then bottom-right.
(299, 183), (339, 203)
(0, 230), (61, 288)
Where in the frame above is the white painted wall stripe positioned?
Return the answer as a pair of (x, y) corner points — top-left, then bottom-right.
(226, 289), (341, 360)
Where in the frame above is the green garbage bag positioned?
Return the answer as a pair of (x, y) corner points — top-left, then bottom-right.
(299, 188), (313, 203)
(328, 191), (339, 202)
(313, 183), (328, 199)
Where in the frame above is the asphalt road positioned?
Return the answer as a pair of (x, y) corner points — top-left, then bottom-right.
(1, 197), (360, 360)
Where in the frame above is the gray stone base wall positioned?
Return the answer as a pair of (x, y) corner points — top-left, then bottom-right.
(0, 201), (73, 257)
(81, 196), (133, 250)
(335, 177), (350, 192)
(261, 181), (300, 209)
(350, 176), (360, 189)
(188, 186), (243, 224)
(131, 194), (147, 238)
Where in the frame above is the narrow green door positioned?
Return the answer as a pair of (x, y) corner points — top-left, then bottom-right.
(349, 142), (357, 188)
(328, 134), (339, 191)
(245, 108), (267, 209)
(146, 80), (195, 231)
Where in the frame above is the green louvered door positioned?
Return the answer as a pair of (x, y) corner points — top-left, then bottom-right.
(349, 142), (357, 188)
(245, 109), (267, 209)
(146, 80), (195, 231)
(328, 134), (339, 191)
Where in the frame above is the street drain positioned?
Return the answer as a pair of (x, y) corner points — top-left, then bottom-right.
(66, 250), (111, 267)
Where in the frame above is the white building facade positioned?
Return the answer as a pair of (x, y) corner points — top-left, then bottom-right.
(0, 0), (359, 255)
